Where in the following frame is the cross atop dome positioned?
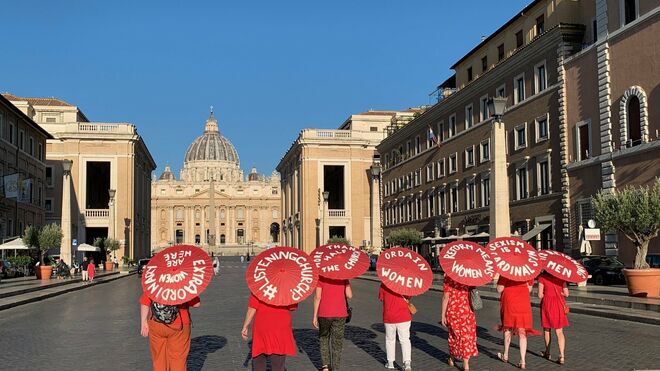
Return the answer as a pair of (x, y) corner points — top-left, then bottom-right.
(205, 106), (219, 133)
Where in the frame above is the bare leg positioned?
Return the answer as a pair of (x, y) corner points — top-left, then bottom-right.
(543, 328), (552, 356)
(518, 330), (527, 368)
(463, 356), (470, 370)
(556, 328), (565, 362)
(503, 330), (511, 360)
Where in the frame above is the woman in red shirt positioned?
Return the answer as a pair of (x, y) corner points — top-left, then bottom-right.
(312, 277), (352, 371)
(538, 272), (569, 365)
(241, 293), (297, 371)
(87, 258), (96, 282)
(139, 293), (201, 371)
(379, 283), (412, 371)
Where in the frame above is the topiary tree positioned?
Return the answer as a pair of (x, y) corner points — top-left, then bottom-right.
(104, 238), (120, 260)
(593, 179), (660, 269)
(387, 228), (422, 247)
(22, 225), (40, 252)
(37, 224), (63, 265)
(327, 235), (351, 245)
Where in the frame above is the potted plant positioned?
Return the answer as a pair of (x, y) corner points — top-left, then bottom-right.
(104, 238), (120, 270)
(34, 224), (62, 280)
(594, 179), (660, 297)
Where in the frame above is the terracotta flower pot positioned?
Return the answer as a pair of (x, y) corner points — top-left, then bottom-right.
(622, 268), (660, 298)
(38, 266), (53, 281)
(104, 261), (114, 271)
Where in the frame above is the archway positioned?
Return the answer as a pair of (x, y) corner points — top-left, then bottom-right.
(270, 223), (280, 243)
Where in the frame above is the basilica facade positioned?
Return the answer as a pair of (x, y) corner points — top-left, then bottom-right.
(151, 111), (281, 251)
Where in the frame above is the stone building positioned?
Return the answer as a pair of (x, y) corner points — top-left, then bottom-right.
(151, 110), (281, 252)
(4, 93), (156, 263)
(377, 0), (659, 264)
(277, 109), (421, 253)
(0, 94), (52, 241)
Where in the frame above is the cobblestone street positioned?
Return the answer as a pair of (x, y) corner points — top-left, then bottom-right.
(0, 259), (659, 371)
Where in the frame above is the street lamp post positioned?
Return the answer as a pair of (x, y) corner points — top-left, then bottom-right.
(61, 160), (73, 266)
(369, 163), (382, 251)
(108, 189), (116, 241)
(487, 97), (510, 240)
(322, 191), (329, 245)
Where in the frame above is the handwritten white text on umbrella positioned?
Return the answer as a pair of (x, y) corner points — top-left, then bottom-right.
(164, 250), (192, 267)
(443, 243), (494, 278)
(489, 239), (539, 278)
(319, 250), (361, 273)
(380, 267), (424, 289)
(144, 258), (208, 302)
(253, 250), (314, 301)
(542, 250), (588, 279)
(383, 250), (428, 271)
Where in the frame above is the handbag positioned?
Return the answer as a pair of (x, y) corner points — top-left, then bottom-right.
(344, 280), (353, 323)
(469, 288), (483, 311)
(548, 279), (569, 315)
(406, 298), (417, 315)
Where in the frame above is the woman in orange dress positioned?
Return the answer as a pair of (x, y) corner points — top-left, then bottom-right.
(441, 276), (477, 371)
(496, 276), (539, 369)
(538, 272), (569, 365)
(87, 258), (96, 283)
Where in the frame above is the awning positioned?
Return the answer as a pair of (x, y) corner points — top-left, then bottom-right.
(421, 237), (435, 242)
(0, 237), (34, 250)
(522, 224), (551, 241)
(472, 232), (490, 238)
(438, 234), (459, 241)
(77, 243), (100, 252)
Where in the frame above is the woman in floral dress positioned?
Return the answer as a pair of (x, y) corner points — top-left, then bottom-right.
(441, 276), (477, 371)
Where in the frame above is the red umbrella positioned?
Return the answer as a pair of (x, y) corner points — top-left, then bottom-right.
(486, 237), (541, 281)
(246, 246), (319, 306)
(439, 240), (495, 286)
(311, 243), (370, 280)
(539, 249), (589, 283)
(141, 245), (213, 305)
(377, 247), (432, 296)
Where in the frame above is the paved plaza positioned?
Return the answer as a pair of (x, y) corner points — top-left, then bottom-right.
(0, 259), (659, 371)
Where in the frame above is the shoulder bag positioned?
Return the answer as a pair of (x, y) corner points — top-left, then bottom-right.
(469, 288), (483, 311)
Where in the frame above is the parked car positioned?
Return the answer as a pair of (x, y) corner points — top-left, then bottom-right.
(646, 254), (660, 268)
(137, 258), (151, 276)
(578, 255), (625, 285)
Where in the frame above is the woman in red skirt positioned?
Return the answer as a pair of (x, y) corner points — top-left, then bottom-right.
(87, 258), (96, 283)
(241, 294), (297, 371)
(441, 276), (477, 371)
(496, 276), (540, 369)
(538, 272), (569, 365)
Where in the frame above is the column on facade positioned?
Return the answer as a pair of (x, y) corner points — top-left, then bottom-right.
(371, 173), (382, 249)
(186, 206), (193, 244)
(169, 206), (174, 243)
(228, 206), (234, 244)
(61, 170), (72, 265)
(201, 206), (206, 247)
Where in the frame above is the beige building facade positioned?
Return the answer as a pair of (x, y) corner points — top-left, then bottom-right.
(277, 110), (420, 253)
(151, 111), (281, 252)
(4, 94), (156, 263)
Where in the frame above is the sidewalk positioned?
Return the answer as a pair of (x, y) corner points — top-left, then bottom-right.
(0, 268), (136, 311)
(358, 271), (660, 326)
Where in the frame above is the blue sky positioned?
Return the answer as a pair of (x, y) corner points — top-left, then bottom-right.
(1, 0), (529, 177)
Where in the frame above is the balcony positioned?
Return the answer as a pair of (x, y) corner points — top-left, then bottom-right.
(84, 209), (109, 227)
(327, 209), (349, 218)
(300, 129), (385, 142)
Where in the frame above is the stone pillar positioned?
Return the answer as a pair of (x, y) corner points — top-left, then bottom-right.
(370, 174), (382, 249)
(61, 164), (73, 266)
(108, 193), (115, 240)
(489, 120), (510, 240)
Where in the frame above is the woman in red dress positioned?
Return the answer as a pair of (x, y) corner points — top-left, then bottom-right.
(87, 258), (96, 283)
(538, 272), (569, 365)
(441, 276), (477, 371)
(241, 293), (297, 371)
(496, 276), (540, 369)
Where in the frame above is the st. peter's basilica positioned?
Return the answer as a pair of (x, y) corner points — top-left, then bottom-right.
(150, 110), (281, 251)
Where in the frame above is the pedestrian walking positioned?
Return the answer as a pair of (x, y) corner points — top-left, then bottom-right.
(496, 276), (540, 369)
(312, 277), (352, 371)
(81, 257), (89, 282)
(87, 258), (96, 283)
(242, 293), (297, 371)
(213, 256), (221, 276)
(140, 293), (201, 371)
(113, 256), (119, 269)
(379, 283), (412, 371)
(440, 276), (477, 371)
(241, 255), (245, 264)
(538, 272), (569, 365)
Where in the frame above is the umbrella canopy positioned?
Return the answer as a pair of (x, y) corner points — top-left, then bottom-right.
(246, 246), (319, 306)
(487, 237), (541, 281)
(377, 247), (432, 296)
(311, 244), (369, 280)
(77, 243), (100, 252)
(539, 250), (589, 283)
(439, 240), (495, 286)
(141, 245), (213, 305)
(0, 237), (33, 250)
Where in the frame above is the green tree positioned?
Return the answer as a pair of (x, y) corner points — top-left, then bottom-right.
(22, 225), (40, 250)
(37, 224), (63, 265)
(327, 235), (351, 245)
(104, 238), (120, 260)
(387, 228), (422, 247)
(593, 179), (660, 269)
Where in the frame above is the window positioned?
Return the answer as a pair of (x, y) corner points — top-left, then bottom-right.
(465, 147), (475, 168)
(29, 137), (34, 156)
(593, 18), (598, 43)
(481, 140), (490, 162)
(538, 158), (550, 195)
(19, 130), (24, 150)
(415, 136), (421, 154)
(438, 189), (446, 215)
(416, 197), (422, 219)
(449, 153), (458, 174)
(45, 166), (54, 187)
(516, 166), (528, 200)
(479, 95), (489, 121)
(515, 124), (527, 149)
(514, 74), (525, 104)
(9, 122), (15, 145)
(438, 122), (445, 142)
(448, 115), (457, 137)
(536, 116), (549, 141)
(516, 30), (523, 48)
(536, 14), (545, 35)
(481, 176), (490, 207)
(497, 84), (506, 98)
(406, 141), (412, 157)
(426, 127), (434, 149)
(622, 0), (638, 25)
(498, 43), (505, 61)
(426, 164), (434, 182)
(481, 56), (488, 72)
(466, 181), (476, 210)
(450, 186), (459, 213)
(626, 95), (642, 146)
(45, 117), (57, 123)
(576, 121), (591, 161)
(370, 126), (378, 132)
(45, 199), (53, 213)
(37, 143), (43, 161)
(414, 169), (421, 186)
(437, 159), (445, 178)
(467, 67), (473, 82)
(271, 187), (278, 195)
(428, 193), (435, 217)
(535, 61), (547, 93)
(465, 104), (474, 128)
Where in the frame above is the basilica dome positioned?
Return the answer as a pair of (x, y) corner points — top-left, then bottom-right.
(184, 111), (239, 165)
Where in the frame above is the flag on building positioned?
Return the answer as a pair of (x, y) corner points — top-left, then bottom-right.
(3, 173), (19, 199)
(19, 179), (31, 203)
(427, 125), (440, 148)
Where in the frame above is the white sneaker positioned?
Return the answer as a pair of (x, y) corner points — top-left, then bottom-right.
(403, 361), (412, 371)
(384, 362), (395, 370)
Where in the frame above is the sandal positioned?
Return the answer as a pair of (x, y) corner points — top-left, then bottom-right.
(541, 351), (552, 360)
(558, 356), (565, 365)
(518, 363), (526, 369)
(448, 356), (455, 367)
(322, 366), (330, 371)
(497, 353), (508, 363)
